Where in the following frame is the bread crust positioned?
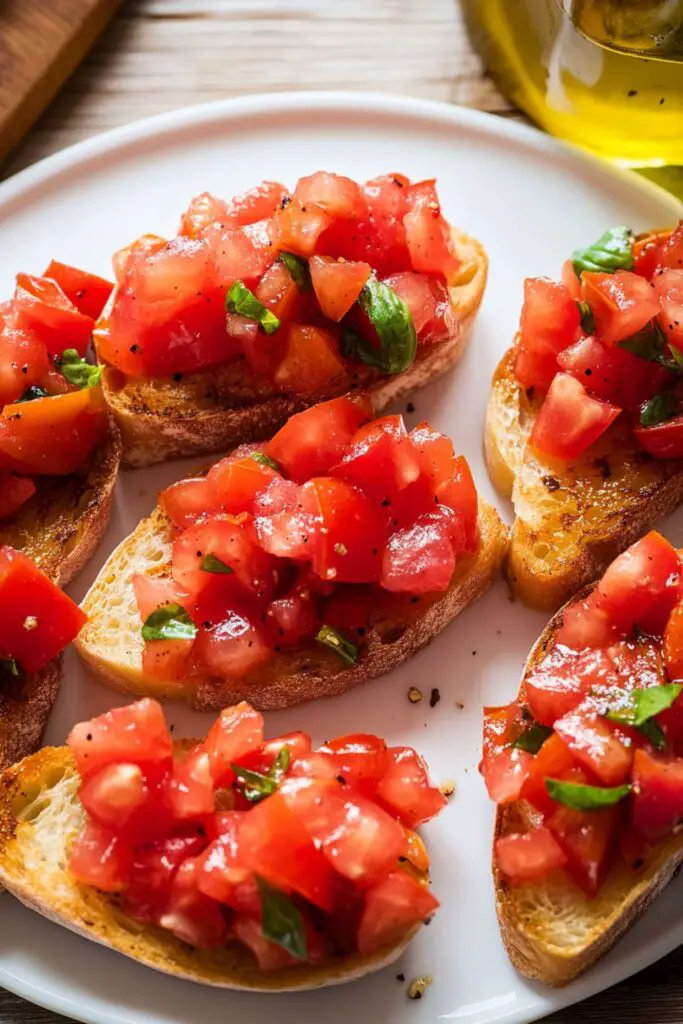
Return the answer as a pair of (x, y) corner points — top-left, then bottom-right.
(493, 593), (683, 986)
(0, 659), (61, 770)
(0, 745), (426, 990)
(75, 498), (508, 711)
(100, 228), (488, 467)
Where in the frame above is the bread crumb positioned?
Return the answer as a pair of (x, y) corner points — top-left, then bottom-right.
(440, 778), (456, 797)
(455, 701), (465, 710)
(407, 976), (433, 1000)
(408, 686), (423, 704)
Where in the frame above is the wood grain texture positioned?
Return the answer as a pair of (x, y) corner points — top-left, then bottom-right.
(0, 1), (680, 1022)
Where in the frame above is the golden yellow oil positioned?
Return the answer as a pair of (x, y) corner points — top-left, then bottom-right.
(462, 0), (683, 168)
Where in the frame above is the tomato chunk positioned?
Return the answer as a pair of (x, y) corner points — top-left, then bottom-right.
(0, 473), (36, 522)
(595, 531), (680, 635)
(529, 373), (621, 461)
(68, 698), (173, 779)
(201, 702), (264, 784)
(380, 507), (459, 594)
(632, 749), (683, 842)
(309, 256), (371, 321)
(582, 270), (659, 346)
(12, 273), (93, 357)
(69, 821), (132, 892)
(546, 800), (620, 896)
(554, 703), (632, 786)
(495, 828), (568, 884)
(357, 870), (439, 955)
(301, 477), (385, 583)
(520, 277), (580, 356)
(375, 746), (446, 827)
(267, 395), (371, 483)
(43, 260), (113, 320)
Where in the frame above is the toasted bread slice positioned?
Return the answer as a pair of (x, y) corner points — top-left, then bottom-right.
(0, 745), (427, 990)
(485, 347), (683, 612)
(0, 427), (122, 587)
(101, 228), (488, 468)
(493, 598), (683, 987)
(0, 659), (61, 770)
(75, 498), (507, 711)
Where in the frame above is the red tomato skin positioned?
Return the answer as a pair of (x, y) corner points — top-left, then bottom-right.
(635, 414), (683, 460)
(664, 602), (683, 680)
(223, 181), (289, 226)
(69, 821), (132, 892)
(0, 322), (52, 406)
(555, 591), (622, 650)
(79, 762), (151, 836)
(206, 455), (278, 515)
(319, 733), (388, 793)
(561, 259), (583, 300)
(159, 477), (217, 529)
(0, 473), (36, 522)
(178, 192), (229, 238)
(162, 748), (215, 820)
(554, 703), (633, 786)
(158, 858), (229, 948)
(67, 698), (173, 779)
(196, 812), (250, 902)
(632, 748), (683, 842)
(300, 477), (386, 584)
(273, 324), (347, 395)
(274, 198), (332, 257)
(201, 702), (264, 785)
(582, 270), (660, 346)
(171, 513), (275, 600)
(122, 830), (208, 923)
(595, 531), (680, 635)
(330, 415), (421, 506)
(192, 612), (272, 688)
(658, 222), (683, 272)
(655, 268), (683, 350)
(294, 172), (363, 219)
(357, 870), (439, 956)
(43, 260), (113, 320)
(309, 256), (371, 321)
(481, 746), (533, 805)
(254, 261), (305, 322)
(383, 272), (458, 345)
(380, 507), (457, 594)
(265, 587), (320, 646)
(267, 394), (372, 483)
(524, 645), (617, 727)
(375, 746), (446, 827)
(520, 277), (580, 356)
(529, 372), (621, 461)
(513, 343), (559, 392)
(254, 478), (317, 560)
(231, 916), (299, 970)
(633, 229), (672, 278)
(12, 273), (94, 357)
(546, 798), (620, 897)
(495, 828), (568, 884)
(0, 546), (87, 672)
(520, 733), (578, 816)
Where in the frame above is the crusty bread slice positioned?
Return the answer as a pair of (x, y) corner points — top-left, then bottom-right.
(0, 745), (427, 990)
(485, 347), (683, 612)
(493, 598), (683, 987)
(0, 426), (122, 587)
(75, 499), (507, 711)
(101, 228), (488, 468)
(0, 659), (61, 770)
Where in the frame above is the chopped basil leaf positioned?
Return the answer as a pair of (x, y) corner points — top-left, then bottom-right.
(58, 349), (103, 389)
(141, 602), (197, 641)
(271, 744), (291, 782)
(605, 682), (682, 728)
(251, 451), (280, 472)
(0, 658), (20, 677)
(512, 722), (553, 754)
(17, 385), (49, 403)
(316, 624), (358, 665)
(572, 226), (634, 276)
(340, 326), (385, 369)
(226, 281), (280, 335)
(619, 322), (682, 373)
(231, 744), (291, 803)
(200, 552), (234, 574)
(545, 777), (631, 810)
(639, 717), (669, 752)
(639, 391), (678, 427)
(576, 301), (595, 335)
(278, 251), (311, 290)
(257, 876), (307, 960)
(356, 277), (417, 375)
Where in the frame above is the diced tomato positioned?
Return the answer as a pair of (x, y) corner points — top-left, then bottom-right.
(0, 387), (109, 476)
(196, 812), (250, 902)
(0, 323), (52, 406)
(665, 601), (683, 679)
(122, 830), (208, 923)
(558, 336), (668, 409)
(383, 272), (458, 345)
(79, 762), (151, 835)
(111, 234), (168, 285)
(163, 747), (215, 820)
(529, 372), (621, 461)
(159, 477), (217, 529)
(224, 181), (289, 227)
(300, 476), (385, 583)
(132, 573), (193, 623)
(658, 222), (683, 271)
(524, 645), (617, 727)
(403, 186), (458, 277)
(357, 870), (439, 955)
(159, 858), (229, 947)
(178, 192), (230, 238)
(375, 746), (446, 827)
(632, 748), (683, 842)
(266, 587), (320, 646)
(207, 454), (278, 515)
(193, 609), (272, 682)
(561, 259), (583, 301)
(204, 224), (274, 282)
(655, 269), (683, 350)
(253, 478), (316, 560)
(635, 414), (683, 460)
(273, 323), (347, 394)
(142, 635), (194, 685)
(69, 821), (132, 892)
(520, 733), (578, 816)
(318, 733), (388, 793)
(254, 261), (305, 322)
(266, 394), (372, 483)
(0, 473), (35, 522)
(171, 514), (275, 599)
(201, 702), (264, 785)
(380, 506), (459, 594)
(0, 546), (86, 672)
(582, 270), (660, 346)
(295, 172), (363, 219)
(309, 256), (371, 322)
(520, 278), (580, 356)
(43, 260), (113, 320)
(275, 198), (332, 258)
(232, 916), (300, 970)
(330, 415), (421, 506)
(554, 703), (632, 785)
(481, 745), (533, 805)
(68, 698), (173, 779)
(546, 799), (620, 896)
(239, 731), (312, 775)
(555, 590), (622, 650)
(12, 273), (94, 357)
(595, 531), (679, 635)
(495, 828), (568, 884)
(237, 790), (337, 910)
(281, 776), (406, 884)
(513, 343), (559, 392)
(633, 229), (672, 279)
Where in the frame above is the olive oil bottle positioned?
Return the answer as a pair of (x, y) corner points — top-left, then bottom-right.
(462, 0), (683, 168)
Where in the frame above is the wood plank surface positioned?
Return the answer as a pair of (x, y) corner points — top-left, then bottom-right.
(1, 2), (681, 1022)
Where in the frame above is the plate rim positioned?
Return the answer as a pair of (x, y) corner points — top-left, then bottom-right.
(1, 89), (682, 1024)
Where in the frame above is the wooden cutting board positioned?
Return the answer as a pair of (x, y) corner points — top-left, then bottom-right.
(0, 0), (122, 165)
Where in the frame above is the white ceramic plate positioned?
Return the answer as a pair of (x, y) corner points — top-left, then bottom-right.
(1, 92), (682, 1024)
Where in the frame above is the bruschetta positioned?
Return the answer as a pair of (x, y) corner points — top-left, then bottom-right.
(481, 531), (683, 985)
(75, 396), (508, 710)
(485, 222), (683, 611)
(0, 545), (86, 769)
(94, 172), (488, 467)
(0, 698), (444, 989)
(0, 260), (121, 585)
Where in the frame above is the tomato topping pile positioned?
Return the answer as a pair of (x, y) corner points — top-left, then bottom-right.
(138, 397), (479, 684)
(0, 546), (87, 675)
(0, 261), (113, 522)
(67, 698), (443, 963)
(96, 172), (461, 387)
(481, 530), (683, 896)
(513, 222), (683, 462)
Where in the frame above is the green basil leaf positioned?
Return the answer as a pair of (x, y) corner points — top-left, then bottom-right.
(257, 876), (307, 960)
(278, 251), (311, 290)
(512, 723), (553, 755)
(340, 326), (386, 370)
(316, 624), (358, 665)
(357, 277), (417, 375)
(639, 391), (678, 427)
(639, 717), (669, 752)
(619, 322), (682, 373)
(200, 553), (234, 575)
(271, 744), (291, 782)
(545, 778), (631, 810)
(0, 658), (20, 677)
(141, 602), (197, 641)
(230, 763), (278, 803)
(58, 349), (103, 389)
(16, 385), (49, 403)
(605, 682), (682, 728)
(226, 281), (280, 335)
(572, 226), (634, 276)
(576, 301), (595, 335)
(250, 451), (280, 472)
